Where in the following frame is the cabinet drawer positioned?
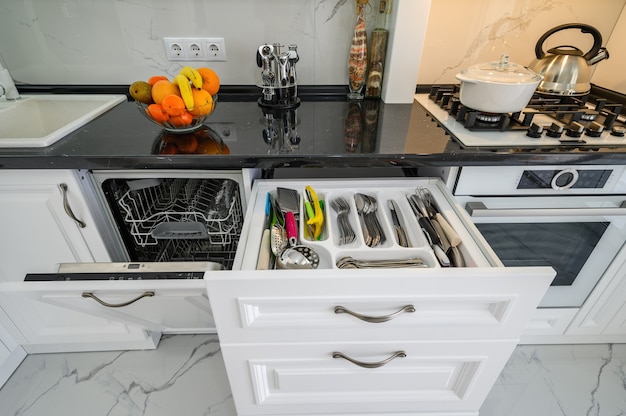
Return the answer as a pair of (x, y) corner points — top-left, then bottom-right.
(221, 340), (515, 415)
(208, 178), (554, 343)
(2, 280), (215, 334)
(207, 267), (552, 343)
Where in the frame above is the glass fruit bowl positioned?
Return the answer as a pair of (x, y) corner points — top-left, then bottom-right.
(153, 126), (230, 155)
(135, 94), (217, 134)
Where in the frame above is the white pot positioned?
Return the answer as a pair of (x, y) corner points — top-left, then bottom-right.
(455, 55), (542, 113)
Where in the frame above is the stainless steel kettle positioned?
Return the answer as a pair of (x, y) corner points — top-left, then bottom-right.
(528, 23), (609, 96)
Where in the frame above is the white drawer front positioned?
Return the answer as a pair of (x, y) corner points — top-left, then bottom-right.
(207, 267), (553, 343)
(2, 280), (215, 334)
(222, 341), (515, 415)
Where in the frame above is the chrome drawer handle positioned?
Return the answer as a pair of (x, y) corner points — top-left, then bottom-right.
(59, 183), (86, 228)
(332, 351), (406, 369)
(82, 291), (155, 308)
(465, 201), (626, 217)
(334, 305), (415, 323)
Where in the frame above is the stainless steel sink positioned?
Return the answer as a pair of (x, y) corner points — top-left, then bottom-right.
(0, 94), (126, 148)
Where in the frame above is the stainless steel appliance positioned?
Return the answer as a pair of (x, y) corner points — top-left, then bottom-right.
(85, 171), (247, 269)
(416, 85), (625, 149)
(453, 165), (626, 308)
(528, 23), (609, 96)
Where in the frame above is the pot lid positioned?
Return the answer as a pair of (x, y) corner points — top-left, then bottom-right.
(460, 54), (542, 84)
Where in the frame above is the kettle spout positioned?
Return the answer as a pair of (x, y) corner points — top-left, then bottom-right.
(587, 47), (609, 65)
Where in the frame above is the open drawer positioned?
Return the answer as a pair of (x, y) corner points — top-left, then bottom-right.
(206, 178), (556, 344)
(234, 178), (499, 271)
(206, 178), (555, 416)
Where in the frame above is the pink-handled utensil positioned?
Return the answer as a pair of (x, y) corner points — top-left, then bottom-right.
(285, 211), (298, 246)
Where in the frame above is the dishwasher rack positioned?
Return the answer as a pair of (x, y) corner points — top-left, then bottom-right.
(108, 177), (243, 267)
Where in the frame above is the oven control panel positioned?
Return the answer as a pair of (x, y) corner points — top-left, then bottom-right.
(455, 165), (626, 195)
(517, 169), (612, 190)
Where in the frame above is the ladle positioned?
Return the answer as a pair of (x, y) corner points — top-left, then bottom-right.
(277, 245), (320, 269)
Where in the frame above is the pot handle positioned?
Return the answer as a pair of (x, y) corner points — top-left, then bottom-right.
(535, 23), (603, 61)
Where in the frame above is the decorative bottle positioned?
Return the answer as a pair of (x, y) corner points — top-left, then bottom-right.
(365, 0), (392, 99)
(347, 0), (368, 100)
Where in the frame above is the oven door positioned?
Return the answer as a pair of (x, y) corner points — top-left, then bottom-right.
(458, 195), (626, 308)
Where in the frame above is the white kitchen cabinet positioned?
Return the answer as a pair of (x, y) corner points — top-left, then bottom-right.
(0, 170), (156, 352)
(0, 309), (26, 388)
(6, 280), (216, 334)
(206, 178), (554, 416)
(221, 340), (515, 415)
(564, 244), (626, 342)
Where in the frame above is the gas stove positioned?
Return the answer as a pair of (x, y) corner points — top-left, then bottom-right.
(416, 85), (626, 149)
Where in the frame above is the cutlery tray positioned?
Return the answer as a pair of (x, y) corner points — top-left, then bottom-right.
(243, 179), (489, 270)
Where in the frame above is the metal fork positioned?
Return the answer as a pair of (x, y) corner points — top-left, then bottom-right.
(330, 196), (356, 245)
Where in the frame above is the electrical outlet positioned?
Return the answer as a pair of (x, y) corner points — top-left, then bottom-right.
(163, 37), (227, 62)
(189, 42), (203, 58)
(164, 37), (187, 61)
(204, 38), (227, 61)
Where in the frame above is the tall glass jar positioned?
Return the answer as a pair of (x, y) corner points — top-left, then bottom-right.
(347, 0), (369, 100)
(365, 0), (392, 99)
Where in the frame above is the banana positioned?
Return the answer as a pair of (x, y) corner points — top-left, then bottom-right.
(174, 74), (194, 110)
(179, 66), (203, 89)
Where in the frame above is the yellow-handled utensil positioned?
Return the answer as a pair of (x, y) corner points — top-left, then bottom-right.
(305, 185), (324, 240)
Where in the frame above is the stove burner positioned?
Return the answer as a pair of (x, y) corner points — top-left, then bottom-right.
(428, 85), (626, 137)
(476, 113), (502, 123)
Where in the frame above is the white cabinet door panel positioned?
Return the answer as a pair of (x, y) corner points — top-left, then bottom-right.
(0, 170), (154, 351)
(4, 280), (215, 334)
(207, 267), (554, 344)
(222, 341), (514, 415)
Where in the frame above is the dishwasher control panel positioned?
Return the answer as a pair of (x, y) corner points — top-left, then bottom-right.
(24, 261), (222, 281)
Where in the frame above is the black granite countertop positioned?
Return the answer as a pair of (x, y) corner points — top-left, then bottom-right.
(2, 87), (626, 170)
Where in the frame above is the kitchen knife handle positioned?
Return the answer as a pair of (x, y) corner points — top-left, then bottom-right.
(418, 217), (440, 245)
(256, 228), (272, 270)
(435, 213), (461, 247)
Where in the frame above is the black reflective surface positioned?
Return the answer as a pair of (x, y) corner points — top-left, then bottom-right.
(1, 89), (626, 170)
(476, 222), (609, 286)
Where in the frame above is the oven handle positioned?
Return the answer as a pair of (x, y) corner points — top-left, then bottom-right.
(465, 201), (626, 217)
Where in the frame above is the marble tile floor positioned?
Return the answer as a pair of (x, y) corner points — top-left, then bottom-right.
(0, 336), (624, 416)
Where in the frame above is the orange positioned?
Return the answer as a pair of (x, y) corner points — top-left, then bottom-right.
(196, 137), (230, 154)
(146, 104), (169, 123)
(190, 89), (214, 117)
(175, 135), (199, 153)
(160, 142), (179, 155)
(148, 75), (168, 86)
(169, 111), (193, 127)
(151, 80), (181, 104)
(161, 94), (186, 116)
(197, 67), (220, 95)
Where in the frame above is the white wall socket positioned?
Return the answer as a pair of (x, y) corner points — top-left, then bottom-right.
(163, 37), (227, 62)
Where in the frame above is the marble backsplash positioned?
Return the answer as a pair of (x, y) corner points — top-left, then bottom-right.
(0, 0), (624, 95)
(418, 0), (626, 94)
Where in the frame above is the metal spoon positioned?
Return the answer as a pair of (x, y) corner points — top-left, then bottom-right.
(270, 223), (288, 256)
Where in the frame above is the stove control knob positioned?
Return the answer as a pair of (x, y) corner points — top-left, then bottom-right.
(585, 121), (604, 138)
(545, 122), (563, 138)
(526, 122), (543, 138)
(565, 122), (584, 138)
(611, 125), (626, 137)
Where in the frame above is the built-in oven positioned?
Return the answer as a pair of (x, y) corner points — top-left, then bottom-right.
(454, 165), (626, 308)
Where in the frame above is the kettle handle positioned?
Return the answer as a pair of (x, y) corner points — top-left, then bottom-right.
(535, 23), (603, 61)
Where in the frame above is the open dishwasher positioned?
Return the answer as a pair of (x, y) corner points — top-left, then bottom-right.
(86, 170), (249, 269)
